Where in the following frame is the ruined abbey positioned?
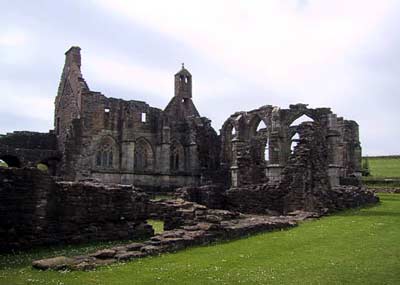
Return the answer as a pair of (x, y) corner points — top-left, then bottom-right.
(0, 47), (378, 262)
(0, 46), (362, 190)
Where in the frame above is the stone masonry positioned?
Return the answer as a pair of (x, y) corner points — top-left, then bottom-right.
(0, 168), (153, 251)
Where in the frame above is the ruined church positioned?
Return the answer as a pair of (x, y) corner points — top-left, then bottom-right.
(0, 46), (362, 190)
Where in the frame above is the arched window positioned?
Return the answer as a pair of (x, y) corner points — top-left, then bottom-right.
(95, 137), (116, 169)
(249, 115), (268, 137)
(170, 141), (184, 171)
(134, 138), (154, 172)
(290, 133), (300, 153)
(257, 120), (268, 132)
(221, 121), (238, 166)
(224, 123), (237, 140)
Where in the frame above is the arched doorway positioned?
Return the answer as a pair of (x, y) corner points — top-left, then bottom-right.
(0, 155), (21, 168)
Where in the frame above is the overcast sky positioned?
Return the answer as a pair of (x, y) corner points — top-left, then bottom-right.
(1, 0), (399, 155)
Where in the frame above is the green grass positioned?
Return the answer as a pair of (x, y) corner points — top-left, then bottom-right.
(147, 219), (164, 235)
(363, 157), (400, 178)
(362, 157), (400, 188)
(1, 194), (399, 285)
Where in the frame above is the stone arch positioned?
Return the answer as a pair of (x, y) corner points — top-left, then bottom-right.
(170, 140), (185, 172)
(38, 156), (61, 176)
(94, 136), (118, 169)
(221, 120), (237, 166)
(134, 137), (155, 172)
(248, 114), (268, 137)
(0, 155), (21, 168)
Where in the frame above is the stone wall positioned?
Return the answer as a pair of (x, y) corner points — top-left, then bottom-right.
(220, 104), (362, 188)
(0, 131), (59, 172)
(177, 184), (227, 209)
(226, 123), (378, 214)
(180, 123), (378, 215)
(0, 168), (153, 251)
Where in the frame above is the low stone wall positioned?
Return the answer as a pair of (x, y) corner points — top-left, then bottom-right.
(0, 168), (153, 251)
(226, 184), (285, 215)
(32, 199), (308, 271)
(226, 184), (378, 215)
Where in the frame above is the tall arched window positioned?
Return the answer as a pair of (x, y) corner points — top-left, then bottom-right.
(170, 141), (184, 171)
(290, 133), (300, 154)
(95, 137), (116, 169)
(264, 139), (270, 162)
(134, 138), (154, 172)
(249, 115), (268, 137)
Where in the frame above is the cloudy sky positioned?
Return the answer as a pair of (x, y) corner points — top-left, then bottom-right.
(1, 0), (399, 155)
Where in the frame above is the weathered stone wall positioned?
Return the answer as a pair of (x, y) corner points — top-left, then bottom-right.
(181, 122), (377, 215)
(177, 184), (227, 209)
(0, 168), (153, 251)
(225, 123), (378, 214)
(220, 103), (362, 188)
(52, 47), (219, 191)
(0, 131), (60, 174)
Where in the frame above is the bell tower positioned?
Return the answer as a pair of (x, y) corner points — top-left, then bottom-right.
(164, 64), (200, 118)
(174, 63), (192, 99)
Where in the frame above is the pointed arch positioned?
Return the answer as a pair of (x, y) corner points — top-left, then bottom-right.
(223, 121), (238, 140)
(290, 132), (300, 153)
(249, 114), (268, 137)
(134, 137), (155, 172)
(38, 156), (61, 176)
(170, 140), (185, 172)
(290, 114), (314, 127)
(94, 135), (118, 169)
(221, 121), (237, 166)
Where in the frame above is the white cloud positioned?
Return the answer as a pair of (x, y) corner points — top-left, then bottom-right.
(95, 0), (393, 99)
(84, 53), (172, 99)
(0, 80), (54, 122)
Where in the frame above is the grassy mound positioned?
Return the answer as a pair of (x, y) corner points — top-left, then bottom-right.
(0, 194), (398, 285)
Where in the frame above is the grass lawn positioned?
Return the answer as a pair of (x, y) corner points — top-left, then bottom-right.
(364, 157), (400, 178)
(362, 157), (400, 188)
(1, 194), (399, 285)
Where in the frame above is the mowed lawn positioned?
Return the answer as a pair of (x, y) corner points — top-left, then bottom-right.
(0, 194), (399, 285)
(365, 157), (400, 178)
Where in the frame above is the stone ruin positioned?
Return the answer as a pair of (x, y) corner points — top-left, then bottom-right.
(0, 47), (379, 269)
